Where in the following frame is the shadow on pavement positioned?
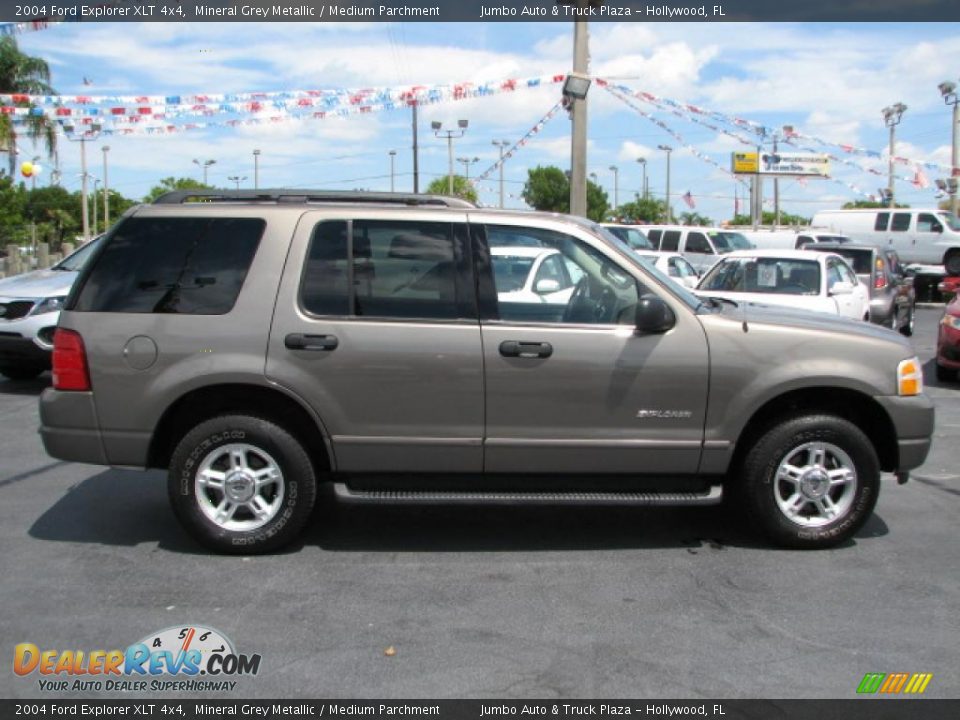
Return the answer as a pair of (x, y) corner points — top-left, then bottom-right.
(0, 373), (50, 396)
(29, 469), (888, 555)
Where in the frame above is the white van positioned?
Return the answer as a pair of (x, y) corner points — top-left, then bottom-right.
(810, 208), (960, 274)
(643, 225), (753, 273)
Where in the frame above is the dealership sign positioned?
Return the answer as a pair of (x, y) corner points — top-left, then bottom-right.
(731, 151), (831, 177)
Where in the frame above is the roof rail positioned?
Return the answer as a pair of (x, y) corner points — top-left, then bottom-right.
(151, 189), (477, 208)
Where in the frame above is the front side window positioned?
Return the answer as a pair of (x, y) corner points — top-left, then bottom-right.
(891, 213), (911, 232)
(301, 219), (463, 321)
(917, 213), (942, 233)
(709, 231), (752, 253)
(73, 217), (264, 314)
(685, 232), (712, 254)
(485, 225), (639, 325)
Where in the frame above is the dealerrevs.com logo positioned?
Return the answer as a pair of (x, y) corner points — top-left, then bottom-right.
(13, 625), (261, 693)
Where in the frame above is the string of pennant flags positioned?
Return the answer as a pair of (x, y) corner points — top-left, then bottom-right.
(473, 102), (564, 185)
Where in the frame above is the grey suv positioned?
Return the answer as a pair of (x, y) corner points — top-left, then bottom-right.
(39, 191), (934, 553)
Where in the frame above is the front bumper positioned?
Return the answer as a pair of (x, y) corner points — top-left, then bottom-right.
(874, 394), (935, 472)
(0, 333), (51, 367)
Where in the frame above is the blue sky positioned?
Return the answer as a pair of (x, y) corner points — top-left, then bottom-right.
(11, 21), (960, 223)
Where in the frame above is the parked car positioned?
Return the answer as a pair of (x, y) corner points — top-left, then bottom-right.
(643, 225), (753, 274)
(0, 237), (103, 380)
(599, 223), (654, 250)
(795, 232), (852, 248)
(806, 244), (916, 335)
(696, 249), (871, 322)
(630, 250), (700, 289)
(938, 275), (960, 301)
(491, 246), (582, 309)
(39, 190), (932, 553)
(740, 230), (853, 251)
(811, 207), (960, 274)
(936, 294), (960, 382)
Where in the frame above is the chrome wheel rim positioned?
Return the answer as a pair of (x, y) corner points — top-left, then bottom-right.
(773, 441), (857, 528)
(195, 443), (285, 531)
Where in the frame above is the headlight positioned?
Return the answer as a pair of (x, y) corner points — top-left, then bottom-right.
(29, 296), (66, 316)
(942, 314), (960, 330)
(897, 356), (923, 396)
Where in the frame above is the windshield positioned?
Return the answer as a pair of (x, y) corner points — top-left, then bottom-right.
(55, 235), (103, 272)
(699, 257), (822, 296)
(604, 226), (654, 250)
(937, 212), (960, 231)
(708, 231), (753, 253)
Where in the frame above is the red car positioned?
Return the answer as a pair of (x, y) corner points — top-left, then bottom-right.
(937, 294), (960, 381)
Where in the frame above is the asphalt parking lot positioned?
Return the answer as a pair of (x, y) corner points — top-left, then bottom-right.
(1, 308), (958, 700)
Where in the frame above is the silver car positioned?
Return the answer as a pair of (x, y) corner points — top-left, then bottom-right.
(0, 237), (102, 379)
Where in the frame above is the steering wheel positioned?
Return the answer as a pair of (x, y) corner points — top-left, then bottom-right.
(562, 277), (593, 323)
(595, 287), (618, 323)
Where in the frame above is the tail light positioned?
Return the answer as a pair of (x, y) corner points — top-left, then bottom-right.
(874, 259), (887, 290)
(52, 329), (91, 391)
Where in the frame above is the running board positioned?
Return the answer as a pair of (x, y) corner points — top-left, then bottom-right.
(332, 483), (723, 506)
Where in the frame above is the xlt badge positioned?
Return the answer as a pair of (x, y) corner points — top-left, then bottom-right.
(636, 409), (693, 419)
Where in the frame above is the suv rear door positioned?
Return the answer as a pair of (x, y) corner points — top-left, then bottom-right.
(472, 216), (709, 475)
(266, 210), (483, 473)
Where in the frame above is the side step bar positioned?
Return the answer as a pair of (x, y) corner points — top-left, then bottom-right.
(333, 483), (723, 507)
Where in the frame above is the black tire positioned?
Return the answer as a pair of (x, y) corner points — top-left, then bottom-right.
(168, 415), (317, 554)
(945, 251), (960, 277)
(739, 415), (880, 549)
(0, 365), (44, 380)
(899, 304), (915, 337)
(936, 362), (957, 383)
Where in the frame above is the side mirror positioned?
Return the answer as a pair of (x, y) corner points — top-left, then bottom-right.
(534, 278), (561, 294)
(829, 280), (854, 296)
(635, 294), (675, 334)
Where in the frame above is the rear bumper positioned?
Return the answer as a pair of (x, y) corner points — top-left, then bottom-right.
(39, 388), (107, 464)
(874, 394), (935, 471)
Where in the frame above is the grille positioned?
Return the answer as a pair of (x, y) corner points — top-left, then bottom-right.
(0, 300), (36, 321)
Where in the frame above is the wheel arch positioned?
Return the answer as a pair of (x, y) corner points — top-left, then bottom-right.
(729, 387), (899, 476)
(147, 383), (334, 475)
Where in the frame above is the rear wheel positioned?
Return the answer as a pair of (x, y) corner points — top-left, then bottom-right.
(168, 414), (317, 554)
(740, 415), (880, 549)
(0, 365), (45, 380)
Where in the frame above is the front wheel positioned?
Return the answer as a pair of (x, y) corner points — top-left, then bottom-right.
(168, 415), (317, 554)
(740, 415), (880, 549)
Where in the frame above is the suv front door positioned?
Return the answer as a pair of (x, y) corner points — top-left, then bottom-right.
(474, 218), (710, 475)
(267, 210), (483, 473)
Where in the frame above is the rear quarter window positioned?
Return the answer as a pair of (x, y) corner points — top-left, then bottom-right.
(72, 216), (265, 314)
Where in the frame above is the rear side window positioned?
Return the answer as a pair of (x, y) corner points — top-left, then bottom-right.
(72, 217), (264, 314)
(660, 230), (681, 252)
(891, 213), (911, 232)
(646, 229), (662, 247)
(874, 213), (890, 231)
(300, 219), (466, 321)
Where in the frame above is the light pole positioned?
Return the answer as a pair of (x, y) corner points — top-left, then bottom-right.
(609, 165), (619, 210)
(101, 145), (110, 228)
(637, 157), (647, 200)
(658, 145), (673, 223)
(227, 175), (247, 190)
(492, 139), (509, 208)
(193, 158), (216, 185)
(432, 120), (468, 195)
(91, 178), (100, 234)
(253, 149), (261, 190)
(388, 150), (397, 192)
(882, 103), (907, 209)
(457, 156), (479, 181)
(61, 122), (101, 242)
(939, 81), (959, 217)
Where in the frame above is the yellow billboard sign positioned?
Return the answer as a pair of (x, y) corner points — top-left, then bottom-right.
(732, 152), (759, 174)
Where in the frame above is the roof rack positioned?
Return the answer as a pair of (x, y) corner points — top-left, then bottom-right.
(151, 189), (477, 208)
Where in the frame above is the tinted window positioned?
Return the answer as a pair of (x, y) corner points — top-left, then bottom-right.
(709, 231), (752, 252)
(891, 213), (911, 232)
(874, 213), (890, 231)
(73, 217), (264, 314)
(685, 232), (712, 254)
(302, 220), (461, 320)
(646, 229), (662, 247)
(55, 235), (104, 272)
(917, 213), (942, 232)
(833, 249), (873, 274)
(660, 230), (681, 252)
(605, 227), (653, 250)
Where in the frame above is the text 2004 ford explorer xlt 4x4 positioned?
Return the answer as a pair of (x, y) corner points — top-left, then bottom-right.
(39, 191), (934, 553)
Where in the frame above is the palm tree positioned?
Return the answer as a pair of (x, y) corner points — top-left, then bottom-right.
(0, 36), (56, 179)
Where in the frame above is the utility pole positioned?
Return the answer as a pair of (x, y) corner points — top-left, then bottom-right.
(609, 165), (619, 210)
(637, 157), (647, 200)
(492, 139), (509, 208)
(773, 132), (780, 226)
(658, 145), (672, 223)
(91, 178), (99, 234)
(411, 101), (420, 193)
(389, 150), (397, 192)
(253, 149), (261, 190)
(882, 103), (907, 209)
(432, 120), (468, 195)
(939, 81), (959, 217)
(102, 145), (110, 228)
(569, 20), (590, 218)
